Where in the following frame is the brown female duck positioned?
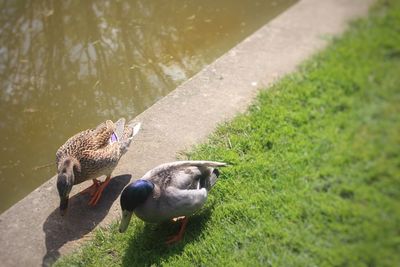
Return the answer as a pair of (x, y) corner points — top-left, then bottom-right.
(56, 118), (140, 215)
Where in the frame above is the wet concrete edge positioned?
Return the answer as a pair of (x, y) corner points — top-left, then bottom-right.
(0, 0), (373, 266)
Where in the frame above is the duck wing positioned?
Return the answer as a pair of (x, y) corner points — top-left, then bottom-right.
(145, 161), (226, 220)
(143, 161), (226, 191)
(91, 120), (115, 148)
(57, 120), (114, 157)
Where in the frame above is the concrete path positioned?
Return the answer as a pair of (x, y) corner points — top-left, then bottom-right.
(0, 0), (373, 266)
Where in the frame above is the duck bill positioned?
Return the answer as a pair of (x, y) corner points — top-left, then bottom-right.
(59, 197), (69, 216)
(119, 210), (133, 233)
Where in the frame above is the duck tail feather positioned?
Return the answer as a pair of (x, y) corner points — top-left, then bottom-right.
(119, 121), (141, 153)
(209, 168), (220, 189)
(114, 118), (126, 141)
(130, 122), (141, 138)
(201, 168), (220, 191)
(123, 122), (141, 140)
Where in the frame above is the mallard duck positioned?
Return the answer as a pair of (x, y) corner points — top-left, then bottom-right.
(56, 118), (141, 216)
(118, 160), (227, 244)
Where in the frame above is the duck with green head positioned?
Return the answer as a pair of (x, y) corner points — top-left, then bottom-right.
(119, 160), (227, 244)
(56, 118), (141, 216)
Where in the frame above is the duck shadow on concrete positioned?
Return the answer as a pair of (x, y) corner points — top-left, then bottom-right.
(42, 174), (131, 267)
(121, 206), (213, 266)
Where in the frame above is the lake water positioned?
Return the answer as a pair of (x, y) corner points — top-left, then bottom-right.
(0, 0), (297, 213)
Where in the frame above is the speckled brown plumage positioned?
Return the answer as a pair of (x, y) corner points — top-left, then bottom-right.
(56, 118), (136, 185)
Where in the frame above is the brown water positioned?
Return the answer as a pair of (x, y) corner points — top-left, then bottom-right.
(0, 0), (297, 213)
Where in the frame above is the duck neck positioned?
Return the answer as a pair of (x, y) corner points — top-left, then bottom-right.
(57, 157), (80, 199)
(59, 156), (81, 176)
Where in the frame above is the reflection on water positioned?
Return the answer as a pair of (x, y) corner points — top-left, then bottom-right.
(0, 0), (296, 213)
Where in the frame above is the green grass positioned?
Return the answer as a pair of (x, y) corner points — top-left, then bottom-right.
(55, 1), (400, 266)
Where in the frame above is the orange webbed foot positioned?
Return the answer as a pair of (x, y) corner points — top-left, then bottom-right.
(80, 179), (101, 196)
(165, 217), (188, 245)
(88, 176), (111, 206)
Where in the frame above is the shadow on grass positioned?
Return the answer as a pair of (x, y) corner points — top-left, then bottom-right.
(42, 174), (131, 267)
(121, 208), (212, 266)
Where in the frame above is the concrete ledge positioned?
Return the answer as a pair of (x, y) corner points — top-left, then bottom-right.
(0, 0), (373, 266)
